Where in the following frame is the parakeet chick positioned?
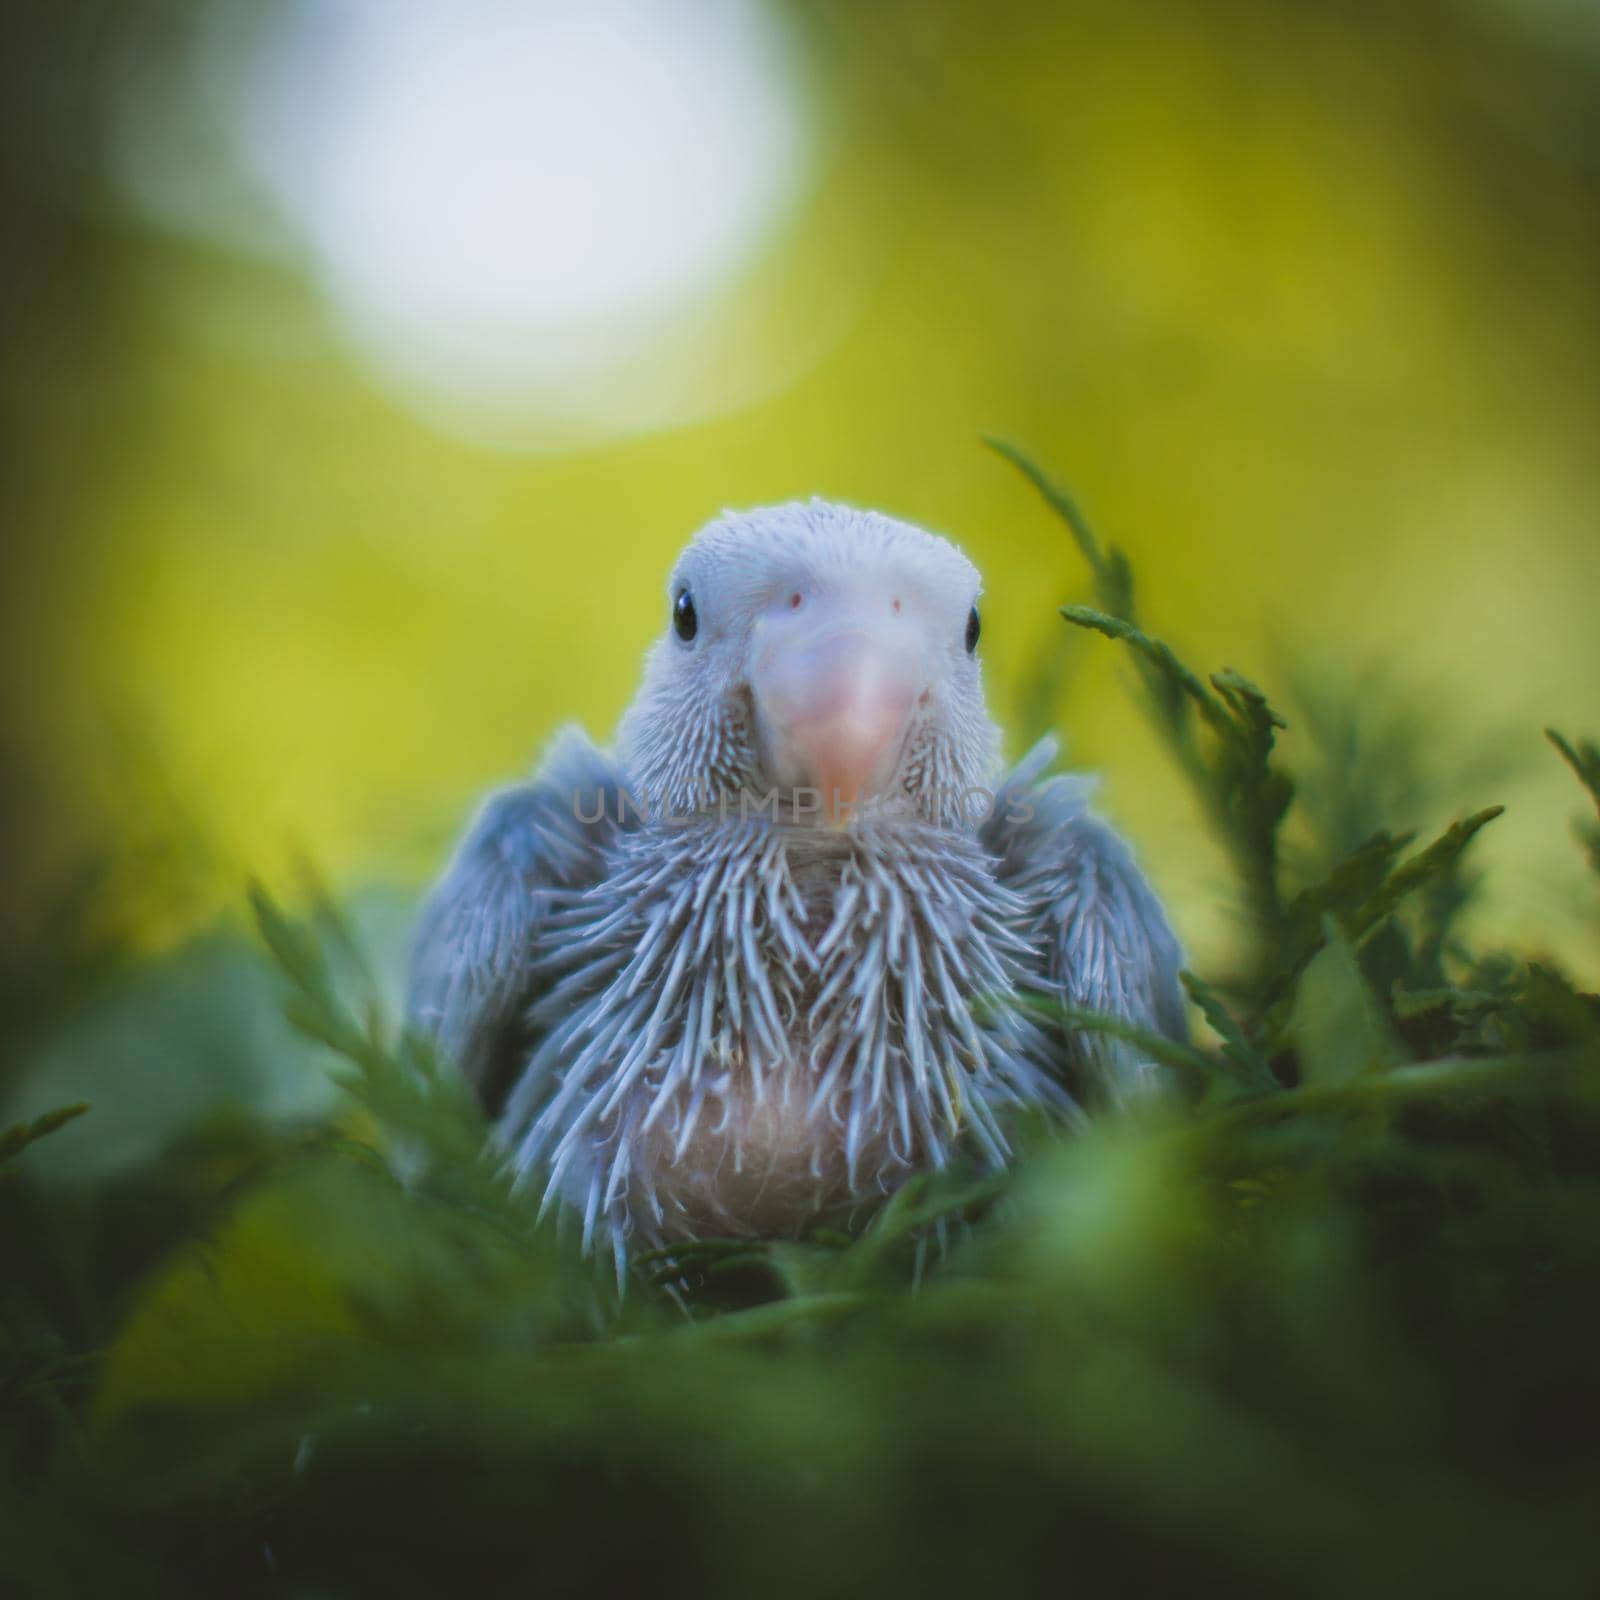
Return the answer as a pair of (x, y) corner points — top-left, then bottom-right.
(409, 501), (1184, 1261)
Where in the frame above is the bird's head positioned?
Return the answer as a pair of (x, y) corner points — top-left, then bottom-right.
(618, 500), (1000, 827)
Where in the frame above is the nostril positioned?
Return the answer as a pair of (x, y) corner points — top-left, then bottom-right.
(918, 689), (931, 707)
(891, 597), (902, 615)
(789, 591), (803, 610)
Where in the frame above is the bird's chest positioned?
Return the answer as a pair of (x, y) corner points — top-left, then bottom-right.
(608, 858), (918, 1239)
(519, 823), (1031, 1244)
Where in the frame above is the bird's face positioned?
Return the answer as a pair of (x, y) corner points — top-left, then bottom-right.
(618, 501), (1000, 826)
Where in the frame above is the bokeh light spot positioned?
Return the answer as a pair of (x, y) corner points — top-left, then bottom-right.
(232, 0), (811, 443)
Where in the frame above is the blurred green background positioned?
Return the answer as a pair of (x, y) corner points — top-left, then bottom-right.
(3, 0), (1599, 1036)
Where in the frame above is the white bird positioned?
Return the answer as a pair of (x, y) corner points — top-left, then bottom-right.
(409, 501), (1184, 1262)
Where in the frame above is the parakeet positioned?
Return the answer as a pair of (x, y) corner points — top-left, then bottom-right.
(408, 501), (1184, 1261)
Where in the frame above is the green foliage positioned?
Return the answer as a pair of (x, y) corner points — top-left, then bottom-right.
(4, 451), (1600, 1596)
(1289, 918), (1407, 1086)
(0, 1103), (88, 1169)
(1177, 971), (1275, 1093)
(994, 441), (1523, 1079)
(1548, 728), (1600, 877)
(248, 881), (524, 1229)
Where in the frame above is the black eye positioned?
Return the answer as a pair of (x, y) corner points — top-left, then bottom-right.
(965, 604), (981, 654)
(673, 587), (698, 643)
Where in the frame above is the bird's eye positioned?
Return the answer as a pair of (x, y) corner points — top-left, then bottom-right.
(965, 604), (981, 654)
(673, 587), (698, 643)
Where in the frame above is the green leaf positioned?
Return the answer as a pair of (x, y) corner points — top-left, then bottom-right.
(1180, 973), (1277, 1092)
(92, 1157), (601, 1432)
(1518, 962), (1600, 1048)
(1290, 918), (1407, 1086)
(984, 437), (1133, 619)
(1004, 991), (1219, 1082)
(1546, 728), (1600, 814)
(1059, 605), (1293, 976)
(1344, 807), (1504, 947)
(1060, 606), (1232, 736)
(1285, 831), (1413, 946)
(1390, 984), (1505, 1021)
(0, 1102), (90, 1167)
(249, 883), (530, 1238)
(1547, 728), (1600, 875)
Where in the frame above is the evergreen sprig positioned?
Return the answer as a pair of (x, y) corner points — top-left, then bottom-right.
(249, 883), (527, 1232)
(0, 1103), (88, 1169)
(993, 441), (1514, 1078)
(1548, 727), (1600, 876)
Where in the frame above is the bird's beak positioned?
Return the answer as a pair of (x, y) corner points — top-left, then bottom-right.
(752, 616), (925, 825)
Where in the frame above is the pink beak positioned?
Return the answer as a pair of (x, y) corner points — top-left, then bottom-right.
(753, 617), (925, 823)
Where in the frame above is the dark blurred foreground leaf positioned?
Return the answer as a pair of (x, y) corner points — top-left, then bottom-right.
(0, 1103), (88, 1168)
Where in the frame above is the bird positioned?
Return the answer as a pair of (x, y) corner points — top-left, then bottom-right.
(408, 500), (1185, 1266)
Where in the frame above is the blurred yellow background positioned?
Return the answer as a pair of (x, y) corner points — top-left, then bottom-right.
(3, 0), (1598, 985)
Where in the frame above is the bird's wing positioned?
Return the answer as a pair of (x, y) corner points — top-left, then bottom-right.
(407, 726), (633, 1109)
(982, 737), (1186, 1105)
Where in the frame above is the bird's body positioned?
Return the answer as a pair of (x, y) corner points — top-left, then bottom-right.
(410, 501), (1184, 1259)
